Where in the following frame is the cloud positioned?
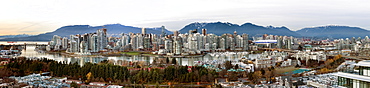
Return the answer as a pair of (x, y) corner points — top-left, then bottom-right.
(0, 20), (60, 35)
(1, 0), (370, 35)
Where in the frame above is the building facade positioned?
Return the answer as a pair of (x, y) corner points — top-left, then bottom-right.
(336, 60), (370, 88)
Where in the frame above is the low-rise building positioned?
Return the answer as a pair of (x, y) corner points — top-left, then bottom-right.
(335, 60), (370, 88)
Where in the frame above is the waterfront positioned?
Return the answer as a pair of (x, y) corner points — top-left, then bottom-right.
(19, 42), (249, 66)
(0, 41), (48, 45)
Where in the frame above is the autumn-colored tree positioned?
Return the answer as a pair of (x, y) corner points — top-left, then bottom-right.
(264, 70), (272, 82)
(325, 59), (334, 65)
(250, 71), (262, 84)
(319, 68), (329, 73)
(86, 72), (93, 83)
(334, 54), (342, 60)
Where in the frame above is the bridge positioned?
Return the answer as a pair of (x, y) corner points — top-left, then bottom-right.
(0, 43), (48, 50)
(1, 42), (47, 46)
(342, 56), (370, 60)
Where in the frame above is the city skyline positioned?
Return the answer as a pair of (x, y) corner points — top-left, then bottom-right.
(1, 0), (370, 35)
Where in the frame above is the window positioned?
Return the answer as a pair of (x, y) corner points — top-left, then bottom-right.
(363, 67), (368, 76)
(338, 77), (350, 87)
(349, 78), (353, 87)
(353, 79), (357, 88)
(360, 66), (363, 75)
(361, 81), (368, 88)
(367, 67), (370, 76)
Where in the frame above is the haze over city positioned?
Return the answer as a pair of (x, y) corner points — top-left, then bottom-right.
(1, 0), (370, 35)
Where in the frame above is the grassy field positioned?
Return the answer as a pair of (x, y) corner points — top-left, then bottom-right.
(122, 52), (141, 55)
(142, 53), (156, 56)
(275, 66), (299, 74)
(122, 51), (155, 56)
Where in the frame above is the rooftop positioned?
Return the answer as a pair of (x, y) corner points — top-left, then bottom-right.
(355, 60), (370, 67)
(334, 72), (370, 82)
(253, 40), (277, 44)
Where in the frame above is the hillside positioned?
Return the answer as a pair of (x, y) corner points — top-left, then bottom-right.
(179, 22), (301, 37)
(0, 24), (173, 41)
(0, 34), (34, 39)
(296, 26), (370, 38)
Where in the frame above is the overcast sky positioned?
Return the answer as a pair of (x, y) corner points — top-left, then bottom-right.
(1, 0), (370, 35)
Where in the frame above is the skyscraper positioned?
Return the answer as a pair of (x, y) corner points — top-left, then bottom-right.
(161, 26), (166, 37)
(62, 37), (68, 49)
(242, 34), (249, 50)
(164, 38), (173, 53)
(90, 34), (99, 52)
(173, 37), (183, 55)
(69, 34), (80, 53)
(174, 31), (179, 37)
(97, 28), (107, 50)
(202, 29), (207, 36)
(142, 28), (146, 34)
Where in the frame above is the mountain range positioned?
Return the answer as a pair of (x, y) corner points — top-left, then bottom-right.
(1, 22), (370, 41)
(0, 34), (34, 39)
(296, 25), (370, 38)
(179, 22), (370, 38)
(179, 22), (301, 37)
(0, 24), (172, 41)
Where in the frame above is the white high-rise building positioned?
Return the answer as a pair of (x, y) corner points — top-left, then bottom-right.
(97, 28), (107, 50)
(80, 41), (88, 53)
(68, 35), (80, 53)
(164, 39), (173, 53)
(220, 38), (225, 50)
(121, 33), (130, 48)
(62, 37), (68, 49)
(50, 35), (62, 50)
(142, 28), (146, 34)
(90, 34), (99, 52)
(173, 37), (182, 55)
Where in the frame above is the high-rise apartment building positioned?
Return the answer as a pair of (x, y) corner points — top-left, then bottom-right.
(142, 28), (146, 34)
(242, 34), (249, 50)
(90, 34), (99, 52)
(97, 28), (107, 50)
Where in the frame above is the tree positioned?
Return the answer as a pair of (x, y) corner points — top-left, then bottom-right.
(334, 54), (342, 60)
(86, 72), (93, 83)
(171, 59), (177, 65)
(201, 75), (208, 82)
(70, 82), (79, 88)
(207, 73), (215, 82)
(164, 66), (175, 81)
(166, 58), (170, 64)
(99, 77), (105, 82)
(319, 68), (330, 73)
(251, 71), (262, 84)
(264, 70), (272, 82)
(225, 61), (233, 70)
(228, 72), (238, 81)
(219, 69), (227, 77)
(298, 45), (303, 51)
(155, 81), (160, 88)
(152, 59), (157, 65)
(235, 64), (239, 69)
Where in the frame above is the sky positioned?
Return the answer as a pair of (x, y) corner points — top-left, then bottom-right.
(1, 0), (370, 35)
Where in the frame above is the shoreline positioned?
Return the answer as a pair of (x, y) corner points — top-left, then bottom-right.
(45, 51), (206, 58)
